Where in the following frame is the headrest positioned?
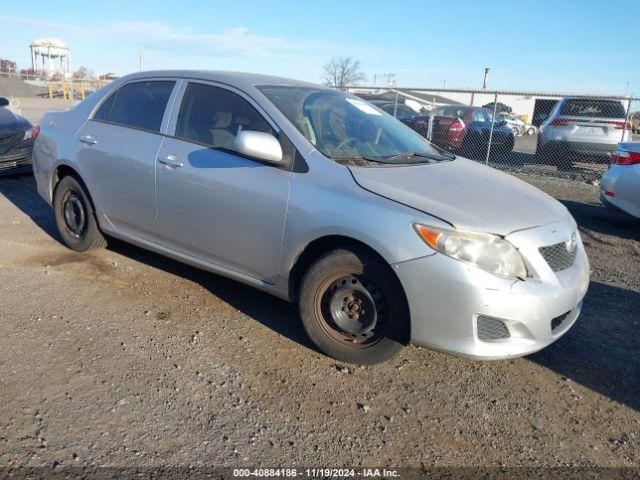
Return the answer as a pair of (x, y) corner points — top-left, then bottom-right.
(214, 111), (232, 129)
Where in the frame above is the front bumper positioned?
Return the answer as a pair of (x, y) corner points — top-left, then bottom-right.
(393, 219), (590, 359)
(0, 140), (33, 176)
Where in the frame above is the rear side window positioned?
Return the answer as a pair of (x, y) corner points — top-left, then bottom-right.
(394, 105), (415, 116)
(559, 99), (625, 119)
(99, 81), (175, 132)
(175, 83), (274, 151)
(442, 106), (469, 119)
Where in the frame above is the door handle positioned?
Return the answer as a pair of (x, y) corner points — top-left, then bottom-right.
(157, 154), (183, 168)
(79, 134), (97, 145)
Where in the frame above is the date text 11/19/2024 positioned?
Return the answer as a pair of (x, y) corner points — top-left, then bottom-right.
(232, 468), (400, 477)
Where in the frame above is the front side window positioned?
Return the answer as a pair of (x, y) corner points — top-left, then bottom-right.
(259, 86), (451, 164)
(175, 83), (274, 152)
(98, 81), (175, 132)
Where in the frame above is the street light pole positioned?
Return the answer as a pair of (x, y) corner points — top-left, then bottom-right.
(482, 68), (490, 89)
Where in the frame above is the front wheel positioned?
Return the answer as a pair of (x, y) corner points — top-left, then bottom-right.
(53, 175), (107, 252)
(298, 247), (409, 365)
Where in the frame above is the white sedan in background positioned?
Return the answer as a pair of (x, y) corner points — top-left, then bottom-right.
(600, 142), (640, 219)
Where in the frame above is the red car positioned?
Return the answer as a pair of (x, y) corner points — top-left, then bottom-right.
(428, 105), (515, 157)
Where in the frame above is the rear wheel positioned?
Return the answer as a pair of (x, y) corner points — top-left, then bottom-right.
(298, 247), (409, 365)
(53, 175), (107, 252)
(459, 134), (485, 160)
(536, 144), (573, 169)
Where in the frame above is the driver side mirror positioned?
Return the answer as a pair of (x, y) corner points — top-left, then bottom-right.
(0, 97), (9, 108)
(234, 130), (283, 164)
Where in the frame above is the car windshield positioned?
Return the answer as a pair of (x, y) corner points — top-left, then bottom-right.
(258, 86), (452, 164)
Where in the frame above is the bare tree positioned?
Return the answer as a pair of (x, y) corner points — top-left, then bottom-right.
(0, 59), (17, 76)
(322, 56), (366, 89)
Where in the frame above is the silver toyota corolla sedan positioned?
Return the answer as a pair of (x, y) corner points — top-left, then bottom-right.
(600, 142), (640, 219)
(32, 71), (590, 364)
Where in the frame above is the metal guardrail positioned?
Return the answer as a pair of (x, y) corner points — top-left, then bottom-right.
(0, 71), (113, 100)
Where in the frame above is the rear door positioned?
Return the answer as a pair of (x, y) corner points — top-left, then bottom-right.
(155, 81), (291, 281)
(75, 80), (177, 240)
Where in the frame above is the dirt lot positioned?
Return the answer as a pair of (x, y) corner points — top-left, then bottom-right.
(0, 171), (638, 476)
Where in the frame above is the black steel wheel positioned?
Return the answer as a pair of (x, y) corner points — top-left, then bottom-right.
(61, 190), (87, 239)
(317, 273), (387, 347)
(53, 175), (107, 252)
(299, 247), (409, 364)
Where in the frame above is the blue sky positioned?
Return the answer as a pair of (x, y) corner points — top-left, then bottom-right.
(1, 0), (638, 94)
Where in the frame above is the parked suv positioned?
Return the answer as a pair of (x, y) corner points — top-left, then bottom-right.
(537, 97), (631, 168)
(33, 71), (589, 364)
(428, 105), (515, 158)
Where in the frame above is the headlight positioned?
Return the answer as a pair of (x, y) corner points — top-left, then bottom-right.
(413, 223), (528, 279)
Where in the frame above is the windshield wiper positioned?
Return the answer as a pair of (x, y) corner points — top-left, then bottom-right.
(332, 155), (391, 165)
(386, 151), (454, 163)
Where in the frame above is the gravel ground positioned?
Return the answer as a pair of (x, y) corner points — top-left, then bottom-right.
(0, 172), (638, 476)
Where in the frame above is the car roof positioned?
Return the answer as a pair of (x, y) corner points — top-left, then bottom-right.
(118, 70), (325, 91)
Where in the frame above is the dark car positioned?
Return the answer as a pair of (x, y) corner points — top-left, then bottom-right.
(0, 97), (39, 175)
(428, 105), (515, 158)
(372, 101), (430, 137)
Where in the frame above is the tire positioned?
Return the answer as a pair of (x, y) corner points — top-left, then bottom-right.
(497, 137), (514, 155)
(526, 127), (536, 135)
(536, 143), (573, 169)
(298, 247), (409, 365)
(53, 175), (107, 252)
(459, 134), (484, 160)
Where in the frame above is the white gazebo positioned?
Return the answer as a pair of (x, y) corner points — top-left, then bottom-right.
(30, 38), (71, 77)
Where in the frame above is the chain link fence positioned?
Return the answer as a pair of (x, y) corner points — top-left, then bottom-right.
(351, 86), (639, 183)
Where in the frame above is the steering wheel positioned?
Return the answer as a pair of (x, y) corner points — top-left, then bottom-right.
(336, 137), (359, 152)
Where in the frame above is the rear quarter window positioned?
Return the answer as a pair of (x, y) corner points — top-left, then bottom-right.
(102, 81), (175, 132)
(93, 92), (115, 121)
(559, 99), (625, 118)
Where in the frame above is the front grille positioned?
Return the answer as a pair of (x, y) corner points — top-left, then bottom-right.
(477, 316), (511, 340)
(0, 148), (32, 171)
(539, 241), (577, 272)
(0, 133), (22, 146)
(551, 311), (571, 332)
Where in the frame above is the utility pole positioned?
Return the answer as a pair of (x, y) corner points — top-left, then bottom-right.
(139, 51), (144, 72)
(382, 73), (396, 87)
(482, 67), (490, 89)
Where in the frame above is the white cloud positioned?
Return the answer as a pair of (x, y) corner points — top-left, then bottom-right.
(3, 16), (294, 58)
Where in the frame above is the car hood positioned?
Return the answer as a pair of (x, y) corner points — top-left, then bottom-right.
(0, 107), (29, 135)
(348, 157), (569, 235)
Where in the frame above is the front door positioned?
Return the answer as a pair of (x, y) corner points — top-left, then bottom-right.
(155, 82), (290, 281)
